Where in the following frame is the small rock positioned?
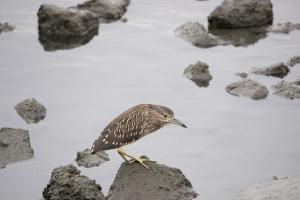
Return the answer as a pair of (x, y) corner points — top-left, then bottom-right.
(208, 0), (273, 29)
(0, 128), (34, 168)
(268, 22), (300, 34)
(235, 72), (248, 78)
(120, 17), (128, 23)
(287, 56), (300, 67)
(251, 63), (289, 79)
(43, 164), (105, 200)
(77, 0), (130, 23)
(272, 80), (300, 100)
(75, 148), (109, 168)
(225, 79), (269, 100)
(106, 161), (198, 200)
(0, 22), (15, 34)
(15, 98), (46, 124)
(37, 4), (99, 51)
(183, 61), (213, 87)
(175, 22), (227, 48)
(234, 176), (300, 200)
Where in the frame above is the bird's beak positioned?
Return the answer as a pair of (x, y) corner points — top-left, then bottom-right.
(170, 118), (187, 128)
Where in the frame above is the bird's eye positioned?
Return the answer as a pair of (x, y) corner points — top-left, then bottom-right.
(163, 114), (168, 118)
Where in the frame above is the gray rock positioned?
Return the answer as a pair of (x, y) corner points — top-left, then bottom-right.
(43, 164), (105, 200)
(208, 0), (273, 29)
(184, 61), (213, 87)
(175, 22), (227, 48)
(272, 80), (300, 100)
(225, 79), (269, 100)
(75, 148), (109, 168)
(0, 128), (34, 168)
(251, 62), (289, 78)
(77, 0), (130, 23)
(268, 22), (300, 34)
(234, 176), (300, 200)
(235, 72), (248, 78)
(0, 22), (15, 34)
(15, 98), (46, 124)
(106, 161), (198, 200)
(37, 4), (99, 51)
(209, 26), (268, 47)
(287, 56), (300, 67)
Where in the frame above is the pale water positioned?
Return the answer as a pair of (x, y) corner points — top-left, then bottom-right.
(0, 0), (300, 200)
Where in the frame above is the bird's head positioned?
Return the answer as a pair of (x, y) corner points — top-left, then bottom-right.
(144, 104), (187, 128)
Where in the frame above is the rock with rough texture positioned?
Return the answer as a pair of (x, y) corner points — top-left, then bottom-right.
(234, 176), (300, 200)
(209, 26), (268, 47)
(15, 98), (46, 124)
(0, 22), (15, 34)
(287, 56), (300, 67)
(184, 61), (213, 87)
(268, 22), (300, 34)
(225, 79), (269, 100)
(0, 128), (34, 169)
(106, 161), (198, 200)
(235, 72), (248, 78)
(37, 4), (99, 51)
(272, 80), (300, 100)
(43, 164), (105, 200)
(77, 0), (130, 23)
(175, 22), (227, 48)
(75, 148), (109, 168)
(251, 63), (289, 78)
(208, 0), (273, 29)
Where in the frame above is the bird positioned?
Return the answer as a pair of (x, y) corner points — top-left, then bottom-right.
(91, 104), (187, 169)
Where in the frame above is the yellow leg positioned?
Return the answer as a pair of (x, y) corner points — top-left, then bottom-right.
(117, 147), (150, 169)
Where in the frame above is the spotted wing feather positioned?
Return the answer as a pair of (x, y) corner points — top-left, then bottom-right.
(91, 106), (146, 153)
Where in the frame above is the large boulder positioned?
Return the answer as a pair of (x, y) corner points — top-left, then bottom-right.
(225, 79), (269, 100)
(77, 0), (130, 23)
(106, 160), (198, 200)
(208, 0), (273, 29)
(43, 164), (105, 200)
(15, 98), (46, 124)
(251, 62), (289, 79)
(75, 148), (109, 168)
(272, 80), (300, 100)
(234, 176), (300, 200)
(175, 22), (227, 48)
(184, 61), (213, 87)
(37, 4), (99, 51)
(0, 128), (34, 169)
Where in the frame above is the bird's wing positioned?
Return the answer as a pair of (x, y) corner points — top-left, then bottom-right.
(91, 109), (145, 153)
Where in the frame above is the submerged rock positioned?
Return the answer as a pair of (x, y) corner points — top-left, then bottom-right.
(0, 128), (34, 168)
(43, 164), (105, 200)
(225, 79), (269, 100)
(234, 176), (300, 200)
(175, 22), (227, 48)
(209, 26), (268, 47)
(208, 0), (273, 29)
(77, 0), (130, 23)
(268, 22), (300, 34)
(37, 4), (99, 51)
(272, 80), (300, 100)
(75, 148), (109, 168)
(251, 63), (289, 79)
(0, 22), (15, 34)
(287, 56), (300, 67)
(184, 61), (213, 87)
(15, 98), (46, 124)
(235, 72), (248, 78)
(106, 161), (198, 200)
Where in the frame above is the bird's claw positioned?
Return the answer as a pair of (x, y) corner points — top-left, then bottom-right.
(128, 156), (156, 169)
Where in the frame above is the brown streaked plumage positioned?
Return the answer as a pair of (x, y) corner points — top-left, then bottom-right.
(91, 104), (186, 169)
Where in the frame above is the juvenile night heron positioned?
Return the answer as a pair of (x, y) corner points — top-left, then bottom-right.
(91, 104), (186, 169)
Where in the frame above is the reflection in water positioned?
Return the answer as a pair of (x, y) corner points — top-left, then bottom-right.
(209, 26), (268, 47)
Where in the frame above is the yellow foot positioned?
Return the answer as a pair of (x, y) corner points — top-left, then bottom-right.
(128, 156), (155, 169)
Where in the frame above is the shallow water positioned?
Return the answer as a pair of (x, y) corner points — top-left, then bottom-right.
(1, 0), (300, 200)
